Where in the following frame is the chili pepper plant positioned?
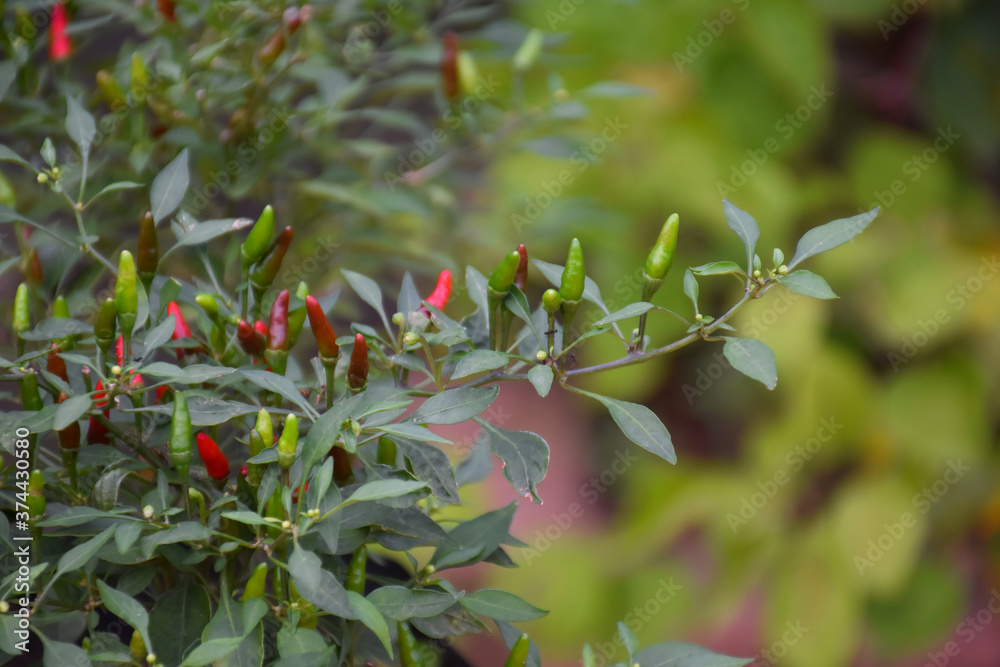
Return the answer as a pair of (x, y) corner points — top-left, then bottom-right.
(0, 101), (879, 666)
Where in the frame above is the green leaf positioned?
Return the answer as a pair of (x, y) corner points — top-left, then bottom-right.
(691, 261), (746, 277)
(459, 589), (548, 622)
(53, 394), (90, 431)
(409, 386), (499, 425)
(527, 364), (553, 398)
(37, 633), (89, 667)
(347, 591), (393, 657)
(141, 362), (236, 384)
(633, 642), (752, 667)
(240, 370), (318, 420)
(340, 479), (429, 507)
(19, 317), (93, 340)
(395, 438), (460, 504)
(342, 268), (392, 334)
(56, 525), (116, 577)
(149, 581), (212, 667)
(151, 148), (190, 223)
(276, 625), (331, 658)
(220, 511), (271, 526)
(97, 580), (151, 657)
(288, 544), (358, 619)
(788, 207), (880, 269)
(398, 272), (421, 315)
(592, 302), (657, 327)
(722, 337), (777, 389)
(683, 270), (699, 314)
(65, 96), (97, 159)
(476, 420), (549, 503)
(722, 200), (760, 271)
(465, 266), (490, 319)
(378, 422), (452, 444)
(93, 469), (137, 511)
(502, 286), (543, 346)
(0, 62), (13, 103)
(173, 218), (254, 248)
(367, 586), (460, 621)
(451, 350), (509, 379)
(570, 388), (676, 464)
(432, 503), (515, 570)
(142, 315), (177, 354)
(0, 144), (31, 168)
(88, 181), (144, 202)
(776, 270), (838, 299)
(181, 637), (245, 666)
(619, 621), (639, 659)
(142, 521), (212, 557)
(41, 138), (56, 167)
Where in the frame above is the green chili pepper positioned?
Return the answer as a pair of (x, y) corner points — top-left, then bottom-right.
(26, 470), (45, 519)
(242, 562), (268, 601)
(13, 282), (29, 341)
(170, 391), (191, 477)
(397, 621), (425, 667)
(347, 333), (368, 393)
(53, 296), (69, 319)
(504, 633), (531, 667)
(264, 488), (283, 539)
(277, 414), (298, 470)
(250, 226), (293, 298)
(513, 29), (544, 72)
(195, 294), (219, 319)
(642, 213), (679, 301)
(129, 629), (146, 664)
(246, 429), (266, 490)
(188, 487), (207, 523)
(559, 238), (585, 326)
(488, 250), (521, 300)
(287, 281), (309, 349)
(346, 544), (367, 594)
(20, 369), (43, 412)
(241, 205), (275, 269)
(255, 408), (274, 448)
(115, 250), (138, 341)
(377, 436), (397, 466)
(137, 212), (158, 295)
(95, 69), (126, 110)
(95, 298), (117, 355)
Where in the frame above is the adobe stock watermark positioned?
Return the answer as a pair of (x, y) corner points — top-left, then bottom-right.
(727, 417), (843, 533)
(717, 84), (834, 197)
(922, 589), (1000, 667)
(672, 0), (751, 72)
(510, 116), (630, 232)
(748, 620), (809, 666)
(886, 254), (999, 372)
(854, 459), (969, 576)
(858, 126), (960, 214)
(590, 578), (684, 667)
(521, 448), (639, 565)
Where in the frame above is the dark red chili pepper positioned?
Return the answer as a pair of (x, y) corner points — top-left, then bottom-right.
(347, 334), (368, 393)
(47, 344), (68, 383)
(196, 433), (230, 480)
(250, 227), (293, 295)
(267, 290), (289, 352)
(305, 295), (339, 361)
(24, 249), (43, 285)
(424, 270), (452, 312)
(240, 465), (248, 478)
(49, 2), (72, 62)
(156, 0), (176, 22)
(441, 31), (459, 101)
(514, 244), (528, 291)
(256, 30), (286, 69)
(56, 392), (80, 451)
(137, 212), (158, 293)
(331, 445), (355, 485)
(86, 381), (110, 445)
(237, 320), (266, 356)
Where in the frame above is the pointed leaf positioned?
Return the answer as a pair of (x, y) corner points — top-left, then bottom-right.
(342, 268), (392, 334)
(619, 621), (639, 659)
(65, 96), (96, 159)
(477, 420), (549, 503)
(398, 272), (421, 315)
(151, 149), (190, 223)
(53, 394), (90, 431)
(722, 337), (777, 389)
(691, 261), (746, 277)
(96, 581), (151, 655)
(240, 370), (318, 420)
(527, 364), (553, 398)
(722, 200), (760, 270)
(451, 350), (509, 379)
(395, 438), (460, 504)
(341, 479), (429, 506)
(788, 207), (880, 269)
(572, 388), (675, 464)
(776, 270), (838, 299)
(683, 270), (699, 314)
(366, 586), (459, 620)
(288, 544), (358, 619)
(459, 589), (548, 622)
(0, 144), (31, 168)
(149, 581), (211, 667)
(56, 525), (115, 576)
(347, 591), (392, 657)
(409, 386), (499, 425)
(592, 302), (657, 327)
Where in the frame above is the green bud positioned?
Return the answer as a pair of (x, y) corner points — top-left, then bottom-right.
(542, 288), (561, 313)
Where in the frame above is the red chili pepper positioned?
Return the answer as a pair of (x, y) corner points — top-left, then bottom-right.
(292, 481), (309, 503)
(24, 249), (43, 285)
(424, 270), (452, 311)
(156, 0), (176, 22)
(240, 465), (248, 478)
(254, 320), (268, 337)
(196, 433), (231, 480)
(515, 244), (528, 291)
(167, 302), (198, 359)
(47, 344), (68, 383)
(267, 290), (290, 351)
(49, 2), (72, 62)
(237, 320), (266, 356)
(156, 386), (171, 404)
(56, 392), (81, 451)
(441, 31), (459, 101)
(305, 296), (339, 360)
(115, 336), (144, 387)
(86, 381), (110, 445)
(285, 5), (309, 34)
(347, 334), (369, 392)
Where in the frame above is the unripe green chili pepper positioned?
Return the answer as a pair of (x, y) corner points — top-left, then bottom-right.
(305, 295), (339, 362)
(241, 205), (275, 269)
(20, 369), (43, 413)
(255, 408), (274, 449)
(513, 29), (544, 72)
(246, 428), (267, 490)
(115, 250), (138, 342)
(195, 293), (219, 319)
(488, 250), (521, 300)
(559, 237), (585, 327)
(13, 282), (29, 341)
(170, 391), (192, 477)
(94, 298), (117, 356)
(397, 621), (425, 667)
(264, 488), (284, 539)
(287, 281), (309, 349)
(346, 544), (367, 594)
(129, 629), (145, 664)
(188, 487), (208, 523)
(96, 69), (126, 110)
(377, 436), (397, 466)
(242, 562), (268, 601)
(137, 211), (158, 295)
(130, 53), (148, 102)
(277, 414), (298, 470)
(347, 333), (369, 393)
(250, 226), (293, 298)
(456, 51), (479, 99)
(53, 296), (69, 320)
(642, 213), (679, 301)
(504, 633), (530, 667)
(26, 470), (45, 519)
(264, 289), (290, 375)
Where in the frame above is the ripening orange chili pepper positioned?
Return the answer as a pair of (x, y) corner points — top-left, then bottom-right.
(441, 31), (460, 101)
(305, 296), (339, 360)
(47, 344), (68, 383)
(347, 334), (368, 393)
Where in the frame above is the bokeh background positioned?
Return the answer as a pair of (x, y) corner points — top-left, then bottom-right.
(2, 1), (1000, 666)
